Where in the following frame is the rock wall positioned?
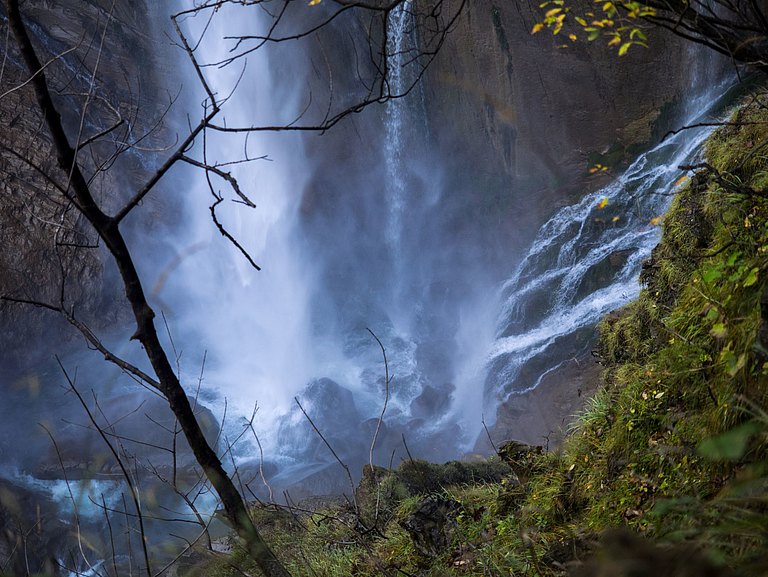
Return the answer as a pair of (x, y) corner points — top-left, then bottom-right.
(0, 0), (173, 370)
(421, 0), (703, 212)
(297, 0), (717, 289)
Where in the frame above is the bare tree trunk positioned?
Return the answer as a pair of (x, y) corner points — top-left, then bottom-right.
(5, 2), (291, 575)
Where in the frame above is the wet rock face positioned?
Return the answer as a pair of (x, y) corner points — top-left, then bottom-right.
(422, 0), (712, 211)
(0, 0), (171, 369)
(278, 378), (366, 463)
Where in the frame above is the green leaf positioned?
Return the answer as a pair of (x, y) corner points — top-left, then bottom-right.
(702, 267), (722, 283)
(726, 352), (746, 377)
(710, 322), (727, 339)
(697, 421), (764, 461)
(744, 267), (759, 287)
(587, 29), (600, 40)
(618, 42), (631, 56)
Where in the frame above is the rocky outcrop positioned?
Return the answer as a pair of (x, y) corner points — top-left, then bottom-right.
(31, 389), (220, 481)
(401, 494), (460, 558)
(475, 352), (603, 453)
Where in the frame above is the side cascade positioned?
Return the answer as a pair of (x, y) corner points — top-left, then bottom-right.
(482, 80), (735, 419)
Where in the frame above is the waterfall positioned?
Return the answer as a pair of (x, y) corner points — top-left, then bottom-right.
(167, 4), (736, 473)
(481, 80), (735, 420)
(384, 0), (414, 248)
(144, 1), (489, 480)
(167, 5), (319, 427)
(0, 2), (737, 502)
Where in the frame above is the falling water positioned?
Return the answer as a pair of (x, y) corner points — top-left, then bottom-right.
(164, 2), (739, 478)
(121, 1), (487, 487)
(481, 80), (735, 419)
(384, 0), (414, 248)
(0, 3), (738, 503)
(165, 5), (320, 424)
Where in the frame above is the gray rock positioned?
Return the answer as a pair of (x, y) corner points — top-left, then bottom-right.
(278, 378), (366, 464)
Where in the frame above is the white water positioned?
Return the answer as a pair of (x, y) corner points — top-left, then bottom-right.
(164, 3), (469, 470)
(165, 6), (323, 430)
(0, 9), (737, 550)
(384, 0), (413, 248)
(481, 80), (734, 419)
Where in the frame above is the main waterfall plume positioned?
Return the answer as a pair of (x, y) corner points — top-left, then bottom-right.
(0, 0), (734, 501)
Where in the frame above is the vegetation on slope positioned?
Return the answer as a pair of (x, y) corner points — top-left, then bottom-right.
(189, 95), (768, 577)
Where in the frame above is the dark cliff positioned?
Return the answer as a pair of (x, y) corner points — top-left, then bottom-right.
(422, 0), (708, 210)
(0, 0), (174, 369)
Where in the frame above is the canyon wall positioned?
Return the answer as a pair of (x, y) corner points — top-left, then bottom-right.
(0, 0), (172, 370)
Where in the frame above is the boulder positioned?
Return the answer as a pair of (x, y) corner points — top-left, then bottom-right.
(278, 378), (366, 464)
(32, 390), (220, 481)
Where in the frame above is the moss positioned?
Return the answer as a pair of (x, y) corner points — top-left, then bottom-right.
(706, 98), (768, 180)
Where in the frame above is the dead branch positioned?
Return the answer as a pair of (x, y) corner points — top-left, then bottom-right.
(366, 327), (391, 472)
(294, 397), (360, 517)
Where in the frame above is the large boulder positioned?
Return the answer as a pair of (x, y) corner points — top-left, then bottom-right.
(31, 389), (220, 481)
(278, 378), (367, 464)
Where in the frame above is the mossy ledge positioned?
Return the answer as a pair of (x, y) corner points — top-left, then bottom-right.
(181, 95), (768, 577)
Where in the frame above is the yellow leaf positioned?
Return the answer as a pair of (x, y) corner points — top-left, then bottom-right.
(308, 0), (322, 5)
(569, 33), (577, 41)
(532, 22), (545, 33)
(597, 197), (609, 209)
(673, 174), (690, 187)
(650, 216), (662, 226)
(612, 216), (620, 223)
(545, 7), (563, 17)
(607, 35), (621, 46)
(618, 42), (631, 56)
